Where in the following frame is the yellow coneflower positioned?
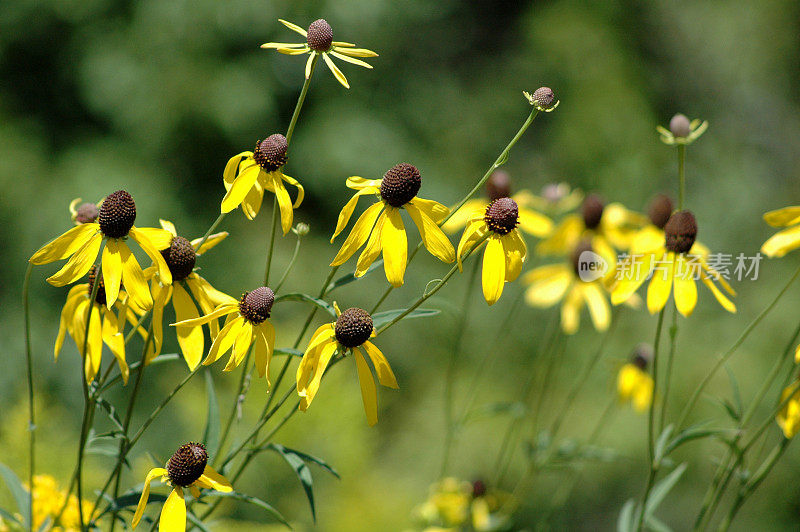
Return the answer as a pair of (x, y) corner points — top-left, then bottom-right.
(296, 304), (397, 426)
(28, 474), (94, 532)
(55, 267), (130, 384)
(30, 190), (172, 310)
(777, 382), (800, 439)
(143, 220), (235, 370)
(611, 210), (735, 317)
(132, 443), (231, 531)
(442, 170), (554, 236)
(330, 163), (455, 287)
(761, 205), (800, 258)
(222, 133), (304, 234)
(617, 346), (654, 413)
(261, 19), (377, 89)
(523, 241), (615, 334)
(172, 287), (276, 380)
(457, 196), (551, 305)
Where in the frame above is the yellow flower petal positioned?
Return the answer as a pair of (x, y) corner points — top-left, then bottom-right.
(102, 310), (129, 385)
(561, 284), (583, 334)
(299, 341), (338, 411)
(204, 316), (245, 366)
(30, 223), (99, 265)
(524, 265), (572, 307)
(46, 233), (102, 287)
(260, 42), (307, 49)
(481, 236), (506, 306)
(406, 202), (455, 264)
(279, 18), (307, 37)
(764, 206), (800, 227)
(223, 152), (253, 189)
(502, 230), (526, 282)
(582, 282), (610, 331)
(456, 220), (487, 270)
(172, 303), (237, 327)
(224, 322), (253, 371)
(442, 199), (485, 233)
(331, 189), (374, 243)
(536, 215), (583, 256)
(355, 214), (385, 277)
(761, 224), (800, 258)
(361, 341), (398, 388)
(86, 304), (103, 382)
(611, 253), (654, 305)
(118, 241), (153, 310)
(172, 283), (204, 370)
(55, 285), (85, 360)
(354, 349), (378, 426)
(331, 202), (384, 267)
(329, 50), (372, 69)
(132, 227), (173, 250)
(281, 172), (305, 208)
(196, 466), (233, 493)
(131, 467), (168, 529)
(241, 178), (264, 220)
(673, 255), (698, 317)
(221, 165), (261, 213)
(777, 384), (800, 439)
(129, 227), (172, 286)
(699, 269), (737, 314)
(101, 240), (123, 309)
(146, 282), (172, 364)
(335, 47), (379, 58)
(296, 329), (333, 397)
(517, 207), (554, 237)
(271, 172), (294, 235)
(647, 253), (674, 314)
(254, 320), (275, 382)
(159, 219), (178, 237)
(382, 207), (408, 287)
(322, 52), (350, 89)
(191, 232), (228, 255)
(346, 176), (382, 190)
(630, 226), (665, 254)
(159, 488), (186, 532)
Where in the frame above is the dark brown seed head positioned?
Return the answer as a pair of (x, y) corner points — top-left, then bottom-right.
(88, 265), (106, 306)
(307, 19), (333, 51)
(485, 170), (512, 201)
(631, 344), (653, 371)
(664, 210), (698, 254)
(647, 194), (673, 229)
(571, 240), (594, 276)
(380, 163), (421, 207)
(238, 287), (275, 324)
(253, 134), (288, 172)
(75, 203), (99, 224)
(532, 87), (556, 109)
(582, 194), (604, 230)
(161, 236), (197, 281)
(167, 442), (208, 487)
(98, 190), (136, 238)
(669, 114), (691, 138)
(472, 480), (487, 499)
(334, 307), (373, 348)
(484, 197), (519, 235)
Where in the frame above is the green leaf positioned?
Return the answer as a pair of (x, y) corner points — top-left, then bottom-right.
(653, 424), (674, 463)
(211, 492), (291, 529)
(644, 463), (687, 518)
(663, 423), (738, 457)
(617, 499), (636, 532)
(268, 444), (339, 479)
(95, 397), (126, 433)
(371, 308), (441, 329)
(0, 462), (29, 525)
(646, 514), (673, 532)
(724, 364), (743, 418)
(0, 506), (21, 526)
(98, 491), (168, 517)
(274, 348), (304, 358)
(461, 402), (527, 424)
(203, 371), (221, 460)
(268, 443), (340, 522)
(326, 261), (384, 292)
(275, 293), (336, 317)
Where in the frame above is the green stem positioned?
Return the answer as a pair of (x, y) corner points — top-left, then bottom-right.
(676, 262), (800, 430)
(636, 308), (667, 532)
(194, 213), (226, 256)
(275, 233), (302, 292)
(658, 306), (679, 433)
(263, 197), (279, 286)
(677, 144), (686, 210)
(22, 264), (34, 531)
(285, 55), (317, 145)
(441, 258), (480, 477)
(214, 348), (253, 468)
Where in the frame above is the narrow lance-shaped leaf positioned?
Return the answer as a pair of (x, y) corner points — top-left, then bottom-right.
(203, 371), (221, 459)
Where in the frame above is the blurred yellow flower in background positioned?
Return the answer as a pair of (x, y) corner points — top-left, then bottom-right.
(777, 382), (800, 439)
(761, 205), (800, 258)
(617, 346), (654, 412)
(24, 475), (94, 532)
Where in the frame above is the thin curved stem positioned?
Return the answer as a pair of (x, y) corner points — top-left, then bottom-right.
(658, 306), (679, 433)
(263, 197), (280, 286)
(285, 55), (317, 145)
(275, 234), (302, 292)
(194, 213), (226, 256)
(22, 263), (34, 531)
(677, 144), (686, 210)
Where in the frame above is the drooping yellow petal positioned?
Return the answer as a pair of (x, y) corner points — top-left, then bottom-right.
(630, 226), (666, 254)
(611, 253), (654, 305)
(223, 152), (254, 189)
(355, 214), (384, 277)
(172, 283), (204, 370)
(159, 488), (186, 532)
(129, 227), (172, 286)
(101, 239), (122, 309)
(561, 284), (584, 334)
(55, 285), (85, 360)
(699, 270), (737, 314)
(224, 322), (253, 372)
(132, 228), (173, 250)
(777, 384), (800, 439)
(205, 316), (245, 366)
(406, 202), (455, 264)
(457, 220), (488, 270)
(346, 176), (382, 190)
(221, 165), (261, 213)
(381, 207), (408, 287)
(146, 282), (172, 364)
(118, 241), (153, 310)
(196, 466), (233, 492)
(86, 303), (103, 382)
(241, 173), (264, 220)
(501, 230), (527, 282)
(102, 310), (129, 385)
(131, 468), (168, 529)
(254, 321), (275, 382)
(281, 172), (305, 208)
(442, 199), (485, 233)
(191, 231), (228, 255)
(172, 303), (237, 327)
(30, 223), (100, 265)
(271, 172), (294, 235)
(361, 341), (398, 388)
(330, 202), (384, 267)
(298, 341), (338, 411)
(582, 282), (610, 331)
(46, 233), (102, 287)
(354, 349), (378, 426)
(761, 225), (800, 258)
(673, 255), (698, 317)
(517, 208), (554, 237)
(524, 265), (572, 307)
(159, 219), (178, 237)
(536, 215), (583, 256)
(331, 189), (377, 243)
(322, 52), (350, 88)
(481, 237), (506, 306)
(296, 330), (332, 398)
(764, 206), (800, 227)
(647, 253), (674, 314)
(795, 343), (800, 364)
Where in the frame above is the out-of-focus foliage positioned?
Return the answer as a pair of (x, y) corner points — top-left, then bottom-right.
(2, 0), (800, 529)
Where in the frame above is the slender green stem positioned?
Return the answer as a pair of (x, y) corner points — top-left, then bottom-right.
(285, 56), (317, 145)
(676, 262), (800, 430)
(677, 144), (686, 210)
(263, 197), (280, 286)
(636, 308), (667, 532)
(275, 233), (302, 292)
(441, 258), (480, 477)
(194, 213), (226, 256)
(213, 348), (254, 468)
(658, 306), (679, 433)
(22, 263), (34, 531)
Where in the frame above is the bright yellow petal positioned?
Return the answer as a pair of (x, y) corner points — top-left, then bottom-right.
(673, 255), (698, 317)
(159, 219), (178, 237)
(561, 284), (583, 334)
(329, 50), (372, 69)
(406, 202), (455, 264)
(118, 242), (153, 310)
(699, 270), (737, 314)
(133, 227), (173, 250)
(647, 253), (674, 314)
(361, 341), (398, 388)
(223, 152), (253, 189)
(224, 321), (253, 371)
(254, 321), (275, 382)
(260, 42), (307, 50)
(354, 349), (378, 426)
(582, 282), (611, 331)
(322, 52), (350, 88)
(536, 215), (583, 256)
(221, 165), (261, 213)
(46, 233), (102, 287)
(279, 18), (307, 37)
(524, 265), (572, 307)
(346, 176), (382, 190)
(381, 207), (408, 287)
(355, 214), (385, 277)
(482, 237), (506, 306)
(298, 341), (338, 410)
(172, 283), (204, 370)
(101, 239), (123, 309)
(129, 227), (172, 286)
(172, 303), (237, 327)
(764, 206), (800, 227)
(335, 47), (378, 58)
(281, 172), (305, 208)
(611, 253), (654, 305)
(159, 488), (186, 532)
(502, 230), (527, 282)
(30, 223), (99, 265)
(56, 286), (85, 360)
(442, 199), (485, 233)
(241, 175), (264, 220)
(191, 232), (228, 255)
(331, 189), (375, 243)
(86, 304), (103, 382)
(102, 311), (129, 385)
(456, 220), (487, 269)
(517, 208), (554, 237)
(630, 226), (665, 254)
(196, 466), (233, 493)
(204, 316), (244, 366)
(761, 225), (800, 258)
(271, 172), (294, 235)
(331, 202), (384, 267)
(131, 468), (168, 529)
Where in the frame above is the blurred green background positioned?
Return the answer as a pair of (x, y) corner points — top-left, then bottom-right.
(2, 0), (800, 529)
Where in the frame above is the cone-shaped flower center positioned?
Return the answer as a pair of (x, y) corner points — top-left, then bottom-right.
(669, 114), (691, 138)
(648, 194), (673, 229)
(75, 203), (99, 224)
(167, 442), (208, 487)
(334, 307), (373, 348)
(161, 236), (197, 282)
(664, 210), (697, 254)
(472, 480), (487, 498)
(485, 170), (512, 201)
(380, 163), (421, 207)
(98, 190), (136, 238)
(238, 287), (275, 324)
(484, 197), (519, 235)
(88, 265), (106, 306)
(307, 19), (333, 51)
(571, 240), (594, 276)
(253, 134), (288, 172)
(582, 194), (604, 230)
(631, 344), (653, 371)
(532, 87), (556, 109)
